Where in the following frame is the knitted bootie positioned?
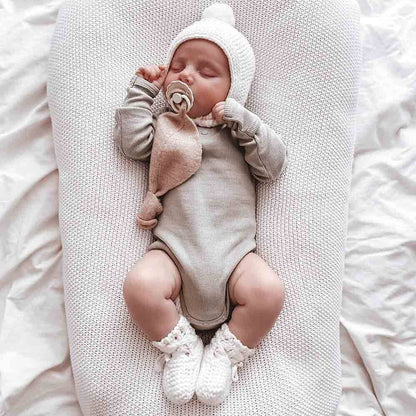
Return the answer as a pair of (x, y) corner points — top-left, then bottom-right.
(195, 322), (256, 406)
(152, 314), (204, 405)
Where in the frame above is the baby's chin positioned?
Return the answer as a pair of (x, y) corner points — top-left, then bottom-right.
(188, 106), (213, 119)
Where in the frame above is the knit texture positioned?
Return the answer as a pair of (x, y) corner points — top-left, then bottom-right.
(196, 323), (256, 405)
(152, 314), (204, 405)
(47, 0), (361, 414)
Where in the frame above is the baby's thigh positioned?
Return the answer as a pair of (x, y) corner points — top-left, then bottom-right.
(124, 249), (182, 302)
(229, 253), (285, 307)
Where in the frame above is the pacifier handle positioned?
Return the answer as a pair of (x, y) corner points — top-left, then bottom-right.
(172, 93), (191, 112)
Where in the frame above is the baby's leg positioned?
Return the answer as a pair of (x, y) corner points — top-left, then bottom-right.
(123, 249), (182, 342)
(227, 252), (285, 348)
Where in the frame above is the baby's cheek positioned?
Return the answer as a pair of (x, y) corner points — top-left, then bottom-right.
(163, 72), (173, 87)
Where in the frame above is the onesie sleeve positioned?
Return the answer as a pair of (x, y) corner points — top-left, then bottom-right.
(223, 97), (288, 182)
(113, 75), (161, 162)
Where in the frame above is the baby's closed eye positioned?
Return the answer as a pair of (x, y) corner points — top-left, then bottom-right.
(200, 72), (216, 77)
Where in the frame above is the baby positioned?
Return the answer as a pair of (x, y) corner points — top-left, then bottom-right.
(115, 3), (287, 407)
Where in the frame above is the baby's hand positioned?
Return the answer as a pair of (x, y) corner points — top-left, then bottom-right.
(212, 101), (225, 123)
(136, 64), (167, 89)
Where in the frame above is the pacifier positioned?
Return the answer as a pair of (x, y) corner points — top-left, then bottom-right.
(164, 80), (194, 113)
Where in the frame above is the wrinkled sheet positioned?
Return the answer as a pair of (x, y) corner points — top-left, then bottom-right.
(0, 0), (414, 415)
(336, 0), (416, 414)
(0, 1), (81, 415)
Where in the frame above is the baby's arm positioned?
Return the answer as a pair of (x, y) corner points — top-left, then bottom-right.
(223, 98), (288, 182)
(113, 76), (161, 162)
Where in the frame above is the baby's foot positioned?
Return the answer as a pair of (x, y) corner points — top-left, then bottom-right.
(195, 322), (255, 406)
(152, 314), (204, 405)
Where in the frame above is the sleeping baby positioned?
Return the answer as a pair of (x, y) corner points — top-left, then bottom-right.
(114, 2), (287, 407)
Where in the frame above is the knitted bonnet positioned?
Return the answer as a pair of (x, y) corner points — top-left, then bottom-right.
(164, 2), (256, 108)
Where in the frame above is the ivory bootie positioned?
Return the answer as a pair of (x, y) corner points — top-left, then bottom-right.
(195, 322), (256, 405)
(152, 314), (204, 405)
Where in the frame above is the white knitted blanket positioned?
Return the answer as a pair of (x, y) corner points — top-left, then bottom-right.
(47, 0), (361, 414)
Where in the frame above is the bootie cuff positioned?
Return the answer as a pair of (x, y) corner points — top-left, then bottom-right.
(214, 323), (256, 366)
(151, 314), (195, 354)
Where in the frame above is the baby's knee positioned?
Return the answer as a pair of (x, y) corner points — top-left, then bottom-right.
(248, 275), (285, 314)
(123, 267), (162, 305)
(123, 257), (180, 305)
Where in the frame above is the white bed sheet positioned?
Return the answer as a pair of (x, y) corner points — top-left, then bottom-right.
(0, 0), (414, 415)
(336, 1), (416, 415)
(0, 1), (81, 415)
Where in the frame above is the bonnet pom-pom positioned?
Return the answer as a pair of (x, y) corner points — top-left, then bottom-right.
(201, 3), (235, 27)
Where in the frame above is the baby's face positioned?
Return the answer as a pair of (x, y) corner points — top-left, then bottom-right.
(162, 39), (231, 118)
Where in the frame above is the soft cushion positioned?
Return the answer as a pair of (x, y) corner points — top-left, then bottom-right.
(47, 0), (361, 414)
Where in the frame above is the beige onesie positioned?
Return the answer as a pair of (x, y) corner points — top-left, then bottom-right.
(114, 76), (287, 330)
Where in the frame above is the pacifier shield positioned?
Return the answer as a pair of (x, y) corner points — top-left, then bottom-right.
(165, 80), (194, 113)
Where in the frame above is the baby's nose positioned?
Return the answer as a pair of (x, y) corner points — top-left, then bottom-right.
(179, 71), (192, 84)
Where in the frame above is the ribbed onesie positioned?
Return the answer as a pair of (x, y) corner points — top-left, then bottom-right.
(114, 76), (287, 330)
